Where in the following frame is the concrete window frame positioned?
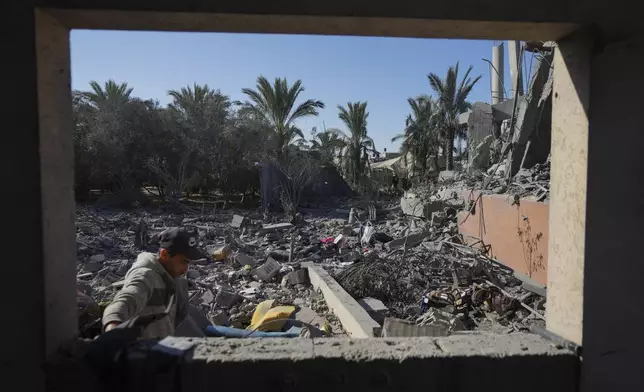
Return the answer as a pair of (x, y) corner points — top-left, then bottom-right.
(21, 6), (595, 391)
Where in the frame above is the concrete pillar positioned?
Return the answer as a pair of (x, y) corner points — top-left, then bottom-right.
(508, 40), (523, 96)
(580, 35), (644, 392)
(547, 34), (590, 346)
(1, 8), (75, 391)
(35, 9), (77, 356)
(491, 43), (505, 104)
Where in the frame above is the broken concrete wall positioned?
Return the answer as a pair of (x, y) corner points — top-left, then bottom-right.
(466, 102), (494, 169)
(457, 193), (549, 285)
(506, 47), (554, 177)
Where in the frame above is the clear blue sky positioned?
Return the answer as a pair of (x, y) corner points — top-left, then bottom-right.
(71, 31), (525, 152)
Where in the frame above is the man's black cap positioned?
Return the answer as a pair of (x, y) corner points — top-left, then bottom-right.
(158, 227), (204, 261)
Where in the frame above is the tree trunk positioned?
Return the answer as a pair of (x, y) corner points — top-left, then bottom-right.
(445, 128), (455, 170)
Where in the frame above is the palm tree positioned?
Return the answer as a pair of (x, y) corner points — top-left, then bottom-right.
(428, 63), (481, 170)
(239, 76), (324, 160)
(83, 80), (133, 109)
(168, 84), (230, 140)
(310, 129), (345, 164)
(168, 84), (230, 124)
(392, 95), (441, 175)
(331, 101), (374, 185)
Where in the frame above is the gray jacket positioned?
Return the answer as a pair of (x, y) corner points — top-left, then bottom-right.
(102, 252), (188, 338)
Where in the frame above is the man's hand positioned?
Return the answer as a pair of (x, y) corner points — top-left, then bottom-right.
(104, 321), (120, 332)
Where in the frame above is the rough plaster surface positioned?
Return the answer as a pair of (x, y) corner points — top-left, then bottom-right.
(180, 335), (578, 391)
(35, 9), (78, 356)
(190, 334), (572, 361)
(305, 263), (380, 337)
(547, 36), (590, 346)
(48, 9), (578, 41)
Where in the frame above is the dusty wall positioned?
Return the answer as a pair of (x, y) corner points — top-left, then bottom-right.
(580, 35), (644, 392)
(458, 194), (549, 286)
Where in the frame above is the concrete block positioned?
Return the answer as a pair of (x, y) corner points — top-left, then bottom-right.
(304, 263), (381, 338)
(235, 253), (256, 267)
(260, 223), (293, 234)
(254, 257), (281, 281)
(358, 297), (388, 324)
(438, 170), (457, 181)
(231, 215), (245, 228)
(287, 269), (309, 285)
(209, 310), (230, 326)
(294, 306), (328, 329)
(382, 317), (449, 337)
(386, 232), (429, 250)
(199, 289), (214, 305)
(215, 290), (244, 309)
(400, 194), (445, 219)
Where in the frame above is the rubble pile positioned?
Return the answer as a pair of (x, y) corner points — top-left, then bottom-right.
(75, 206), (347, 338)
(336, 235), (545, 333)
(507, 157), (550, 201)
(334, 209), (546, 335)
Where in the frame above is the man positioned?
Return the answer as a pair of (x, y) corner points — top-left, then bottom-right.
(102, 227), (204, 338)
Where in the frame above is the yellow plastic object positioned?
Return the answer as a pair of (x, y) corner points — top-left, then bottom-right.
(213, 245), (231, 260)
(248, 300), (295, 332)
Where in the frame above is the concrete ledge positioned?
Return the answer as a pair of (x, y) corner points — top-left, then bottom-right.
(304, 263), (381, 337)
(49, 334), (579, 391)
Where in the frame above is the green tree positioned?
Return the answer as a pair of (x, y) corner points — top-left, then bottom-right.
(239, 76), (324, 160)
(428, 63), (481, 170)
(310, 128), (345, 165)
(332, 101), (374, 185)
(392, 95), (441, 176)
(83, 80), (133, 109)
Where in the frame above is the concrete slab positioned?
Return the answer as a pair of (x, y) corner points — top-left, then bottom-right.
(386, 232), (430, 250)
(234, 253), (256, 267)
(254, 257), (281, 281)
(230, 215), (245, 228)
(304, 263), (381, 338)
(400, 193), (445, 219)
(260, 223), (293, 234)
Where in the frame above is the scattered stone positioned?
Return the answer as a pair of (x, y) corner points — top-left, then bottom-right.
(231, 215), (245, 229)
(186, 269), (201, 280)
(254, 257), (281, 281)
(234, 253), (257, 267)
(89, 254), (106, 263)
(210, 310), (230, 326)
(286, 269), (309, 285)
(260, 223), (293, 234)
(199, 289), (215, 305)
(215, 290), (244, 309)
(386, 232), (429, 250)
(229, 312), (251, 328)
